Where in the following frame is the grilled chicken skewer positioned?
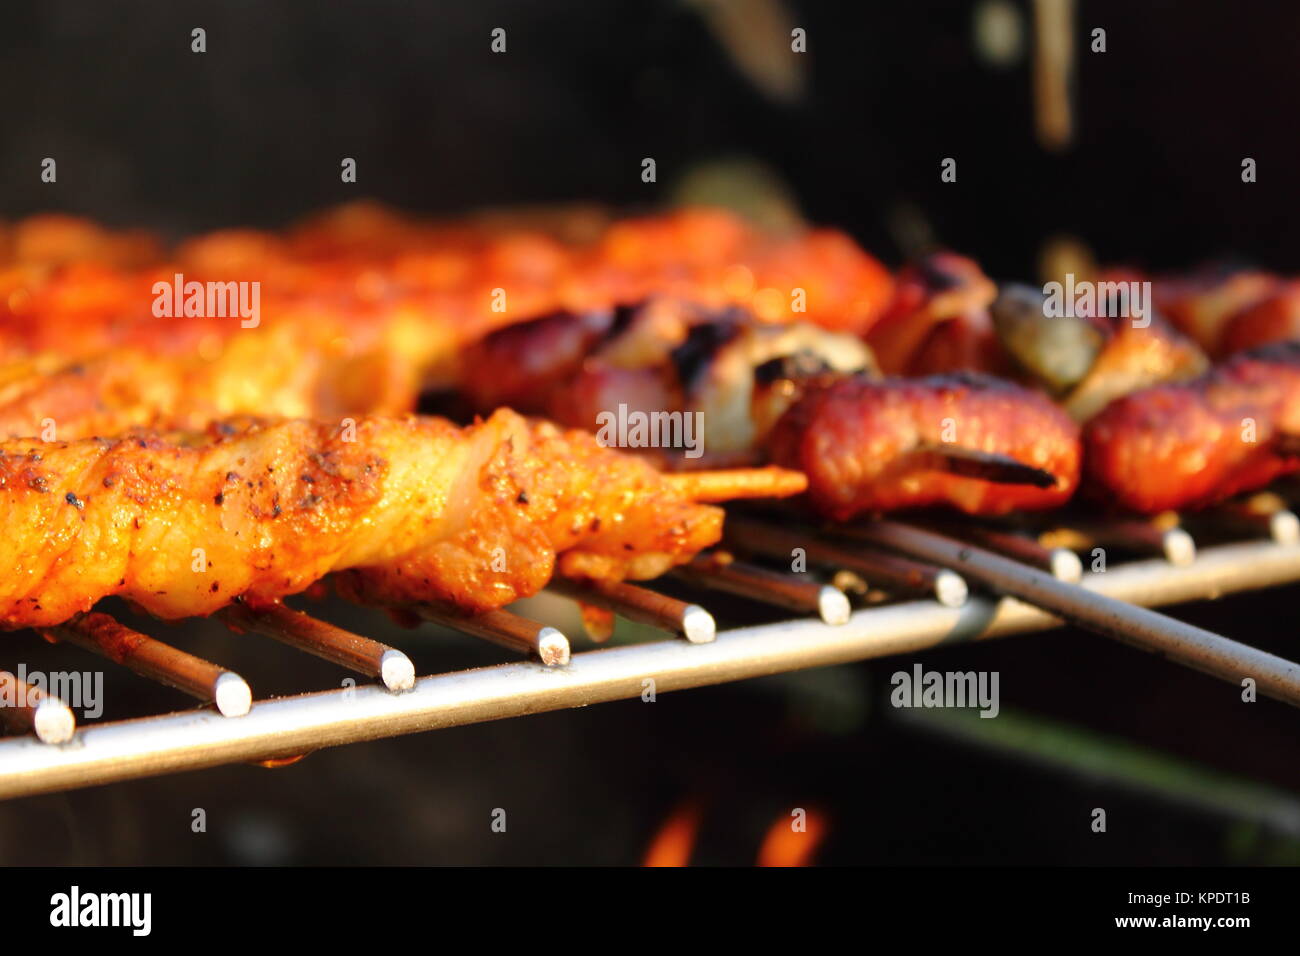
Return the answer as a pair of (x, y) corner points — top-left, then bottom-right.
(0, 206), (894, 441)
(462, 300), (1081, 516)
(0, 408), (805, 630)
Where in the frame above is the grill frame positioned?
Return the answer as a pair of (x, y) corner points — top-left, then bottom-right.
(3, 535), (1300, 800)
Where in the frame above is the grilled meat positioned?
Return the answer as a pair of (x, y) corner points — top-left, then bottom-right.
(767, 373), (1080, 517)
(464, 302), (1079, 515)
(0, 409), (804, 629)
(1084, 341), (1300, 512)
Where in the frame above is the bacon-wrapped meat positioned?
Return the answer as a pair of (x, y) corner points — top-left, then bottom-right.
(1084, 341), (1300, 512)
(767, 373), (1080, 517)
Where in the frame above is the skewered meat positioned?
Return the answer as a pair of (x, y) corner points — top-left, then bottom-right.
(1214, 280), (1300, 357)
(865, 252), (1009, 377)
(464, 303), (1080, 514)
(462, 298), (876, 462)
(0, 205), (894, 441)
(1083, 341), (1300, 512)
(991, 281), (1208, 420)
(0, 409), (804, 629)
(1149, 263), (1281, 356)
(767, 372), (1080, 517)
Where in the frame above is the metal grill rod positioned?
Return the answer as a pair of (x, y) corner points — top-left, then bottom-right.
(847, 520), (1300, 708)
(4, 539), (1300, 800)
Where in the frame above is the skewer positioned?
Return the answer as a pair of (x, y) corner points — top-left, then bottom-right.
(47, 613), (252, 717)
(220, 601), (416, 692)
(725, 516), (968, 607)
(1182, 495), (1300, 546)
(1055, 515), (1196, 567)
(0, 670), (76, 744)
(848, 520), (1300, 708)
(415, 606), (571, 666)
(665, 467), (808, 502)
(926, 521), (1083, 582)
(672, 552), (852, 625)
(912, 443), (1058, 488)
(548, 577), (716, 644)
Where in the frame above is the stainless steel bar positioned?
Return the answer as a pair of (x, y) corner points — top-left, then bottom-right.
(847, 520), (1300, 708)
(548, 577), (716, 643)
(220, 602), (415, 692)
(415, 606), (570, 666)
(2, 539), (1300, 799)
(672, 552), (851, 625)
(47, 613), (251, 718)
(725, 517), (968, 607)
(0, 671), (75, 745)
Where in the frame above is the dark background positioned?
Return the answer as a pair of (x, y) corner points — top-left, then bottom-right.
(3, 0), (1300, 866)
(3, 0), (1298, 275)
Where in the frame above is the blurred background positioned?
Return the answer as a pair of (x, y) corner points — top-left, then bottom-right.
(3, 0), (1299, 274)
(3, 0), (1300, 865)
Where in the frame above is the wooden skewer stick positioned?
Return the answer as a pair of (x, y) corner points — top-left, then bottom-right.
(665, 467), (808, 502)
(415, 606), (570, 666)
(47, 613), (252, 717)
(851, 519), (1300, 709)
(922, 520), (1083, 582)
(725, 516), (968, 607)
(0, 670), (76, 744)
(673, 552), (852, 625)
(912, 443), (1059, 488)
(1063, 515), (1196, 567)
(220, 601), (416, 692)
(549, 577), (716, 643)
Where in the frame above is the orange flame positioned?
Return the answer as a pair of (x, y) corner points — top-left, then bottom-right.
(642, 802), (702, 867)
(756, 807), (828, 867)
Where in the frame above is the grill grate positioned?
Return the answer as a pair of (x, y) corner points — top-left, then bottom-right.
(3, 511), (1300, 800)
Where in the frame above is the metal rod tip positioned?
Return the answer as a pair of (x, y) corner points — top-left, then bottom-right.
(379, 650), (416, 692)
(817, 586), (852, 625)
(681, 605), (717, 644)
(1162, 528), (1197, 567)
(934, 569), (969, 607)
(1049, 548), (1084, 583)
(536, 628), (571, 667)
(32, 699), (76, 745)
(213, 672), (252, 717)
(1270, 510), (1300, 545)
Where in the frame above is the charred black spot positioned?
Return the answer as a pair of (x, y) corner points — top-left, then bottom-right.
(754, 351), (833, 385)
(516, 490), (529, 505)
(214, 492), (225, 506)
(670, 320), (743, 390)
(590, 517), (601, 532)
(605, 301), (643, 341)
(298, 494), (322, 509)
(225, 471), (240, 482)
(102, 475), (115, 488)
(915, 255), (966, 292)
(211, 582), (220, 592)
(28, 476), (48, 492)
(300, 472), (315, 483)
